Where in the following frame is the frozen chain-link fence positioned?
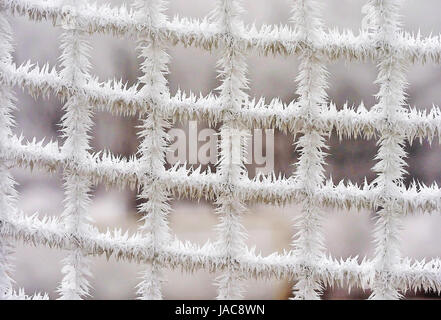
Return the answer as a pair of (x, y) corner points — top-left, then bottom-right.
(0, 0), (441, 300)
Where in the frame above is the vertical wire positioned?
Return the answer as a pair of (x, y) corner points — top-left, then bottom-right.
(133, 0), (172, 300)
(362, 0), (408, 300)
(0, 13), (17, 299)
(211, 0), (249, 300)
(57, 0), (94, 299)
(290, 0), (329, 300)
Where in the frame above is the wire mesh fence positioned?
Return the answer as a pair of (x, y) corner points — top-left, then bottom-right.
(0, 0), (440, 300)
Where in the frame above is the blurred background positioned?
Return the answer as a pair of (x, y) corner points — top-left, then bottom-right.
(7, 0), (441, 299)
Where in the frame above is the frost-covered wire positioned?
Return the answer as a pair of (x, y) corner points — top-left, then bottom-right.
(0, 11), (49, 301)
(0, 12), (17, 300)
(289, 0), (329, 300)
(4, 0), (441, 64)
(56, 0), (94, 300)
(133, 0), (172, 300)
(364, 0), (408, 300)
(5, 60), (441, 143)
(3, 134), (441, 216)
(211, 0), (249, 300)
(1, 210), (440, 295)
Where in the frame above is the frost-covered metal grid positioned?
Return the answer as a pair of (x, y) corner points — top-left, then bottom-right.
(0, 0), (441, 300)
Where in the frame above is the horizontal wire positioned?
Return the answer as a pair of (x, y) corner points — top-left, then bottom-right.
(1, 211), (440, 293)
(2, 61), (441, 142)
(2, 134), (441, 214)
(3, 0), (441, 64)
